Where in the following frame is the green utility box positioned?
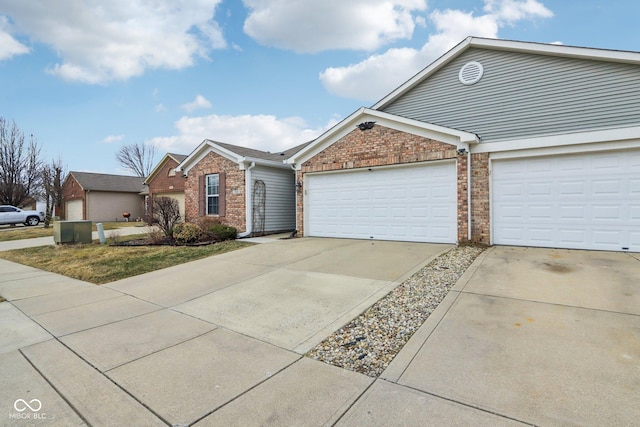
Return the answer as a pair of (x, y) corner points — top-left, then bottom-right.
(54, 220), (93, 244)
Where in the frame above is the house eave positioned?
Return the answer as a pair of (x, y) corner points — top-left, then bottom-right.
(286, 108), (479, 168)
(373, 36), (640, 111)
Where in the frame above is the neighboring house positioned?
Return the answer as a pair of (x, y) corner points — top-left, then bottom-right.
(287, 37), (640, 252)
(62, 172), (146, 221)
(177, 139), (309, 236)
(144, 153), (188, 219)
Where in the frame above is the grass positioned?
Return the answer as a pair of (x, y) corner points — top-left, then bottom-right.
(0, 240), (253, 284)
(0, 221), (146, 242)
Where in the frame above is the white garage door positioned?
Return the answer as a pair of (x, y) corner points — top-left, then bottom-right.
(492, 149), (640, 251)
(306, 161), (457, 243)
(66, 199), (83, 220)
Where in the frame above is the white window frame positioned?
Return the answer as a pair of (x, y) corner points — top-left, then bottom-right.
(206, 174), (219, 215)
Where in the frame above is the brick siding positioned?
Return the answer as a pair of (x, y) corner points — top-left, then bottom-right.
(61, 175), (85, 220)
(470, 153), (490, 244)
(296, 124), (470, 240)
(184, 152), (246, 232)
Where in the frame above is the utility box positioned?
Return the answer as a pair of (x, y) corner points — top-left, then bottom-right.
(54, 221), (93, 244)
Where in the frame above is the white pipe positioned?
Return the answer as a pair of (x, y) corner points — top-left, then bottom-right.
(291, 164), (298, 235)
(467, 152), (472, 241)
(238, 162), (256, 238)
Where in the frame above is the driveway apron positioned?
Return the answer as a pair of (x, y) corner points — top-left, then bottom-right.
(378, 246), (640, 427)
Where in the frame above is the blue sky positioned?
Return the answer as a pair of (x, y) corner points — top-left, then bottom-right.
(0, 0), (638, 175)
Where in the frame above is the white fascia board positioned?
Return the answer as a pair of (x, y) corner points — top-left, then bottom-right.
(287, 108), (477, 168)
(177, 140), (243, 175)
(473, 126), (640, 158)
(372, 37), (473, 110)
(470, 37), (640, 65)
(373, 37), (640, 111)
(143, 155), (170, 185)
(240, 157), (292, 170)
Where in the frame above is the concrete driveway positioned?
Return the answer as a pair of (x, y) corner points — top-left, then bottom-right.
(1, 240), (638, 426)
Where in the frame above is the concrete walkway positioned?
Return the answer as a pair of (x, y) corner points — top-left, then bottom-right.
(1, 240), (638, 426)
(0, 225), (153, 251)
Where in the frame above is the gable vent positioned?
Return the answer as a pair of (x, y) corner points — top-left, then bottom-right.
(458, 61), (484, 85)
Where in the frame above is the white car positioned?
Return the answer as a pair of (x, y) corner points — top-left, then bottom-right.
(0, 205), (45, 226)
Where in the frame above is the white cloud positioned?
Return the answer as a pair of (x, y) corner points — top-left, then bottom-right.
(484, 0), (553, 23)
(243, 0), (427, 53)
(0, 16), (30, 60)
(155, 103), (167, 112)
(147, 114), (337, 155)
(181, 95), (213, 112)
(320, 0), (553, 101)
(0, 0), (226, 83)
(103, 134), (125, 144)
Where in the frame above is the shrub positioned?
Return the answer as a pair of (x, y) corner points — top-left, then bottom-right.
(173, 223), (203, 244)
(153, 196), (182, 237)
(208, 223), (237, 241)
(196, 216), (222, 232)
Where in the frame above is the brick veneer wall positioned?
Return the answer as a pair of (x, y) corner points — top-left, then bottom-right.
(184, 152), (246, 232)
(148, 157), (186, 199)
(147, 157), (186, 217)
(61, 175), (85, 219)
(470, 153), (490, 244)
(296, 124), (472, 242)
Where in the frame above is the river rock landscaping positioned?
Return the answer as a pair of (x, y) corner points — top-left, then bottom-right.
(307, 244), (485, 377)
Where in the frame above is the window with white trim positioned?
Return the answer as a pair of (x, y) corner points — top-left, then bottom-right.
(206, 174), (219, 215)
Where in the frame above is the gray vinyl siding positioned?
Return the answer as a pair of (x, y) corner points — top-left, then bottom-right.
(251, 166), (296, 232)
(382, 48), (640, 142)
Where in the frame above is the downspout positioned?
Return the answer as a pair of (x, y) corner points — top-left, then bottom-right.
(238, 161), (256, 238)
(290, 164), (298, 234)
(467, 151), (472, 242)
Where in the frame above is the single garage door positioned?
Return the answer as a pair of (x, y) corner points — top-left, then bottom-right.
(306, 161), (457, 243)
(492, 149), (640, 251)
(66, 199), (83, 220)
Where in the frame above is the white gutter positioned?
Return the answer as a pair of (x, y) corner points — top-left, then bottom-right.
(291, 164), (298, 234)
(238, 161), (256, 238)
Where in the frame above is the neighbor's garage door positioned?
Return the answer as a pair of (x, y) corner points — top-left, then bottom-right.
(492, 149), (640, 251)
(306, 161), (457, 243)
(66, 199), (83, 220)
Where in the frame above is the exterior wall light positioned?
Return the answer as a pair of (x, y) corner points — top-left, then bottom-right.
(357, 121), (376, 131)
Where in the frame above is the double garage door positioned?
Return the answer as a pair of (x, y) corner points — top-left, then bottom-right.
(493, 149), (640, 252)
(306, 161), (457, 243)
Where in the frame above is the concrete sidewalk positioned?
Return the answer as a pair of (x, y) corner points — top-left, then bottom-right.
(1, 240), (638, 426)
(0, 225), (153, 251)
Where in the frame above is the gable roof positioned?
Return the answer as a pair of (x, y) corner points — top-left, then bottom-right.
(67, 171), (146, 193)
(178, 139), (312, 174)
(287, 108), (478, 167)
(144, 153), (188, 184)
(373, 37), (640, 111)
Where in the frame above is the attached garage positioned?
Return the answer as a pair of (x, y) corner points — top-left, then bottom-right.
(306, 161), (458, 243)
(66, 199), (83, 220)
(492, 149), (640, 252)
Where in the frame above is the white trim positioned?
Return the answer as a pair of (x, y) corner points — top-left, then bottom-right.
(303, 159), (458, 243)
(488, 144), (640, 246)
(178, 140), (293, 175)
(472, 127), (640, 155)
(287, 108), (477, 168)
(488, 139), (640, 160)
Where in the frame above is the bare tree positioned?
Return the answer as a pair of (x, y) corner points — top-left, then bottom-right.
(153, 196), (182, 237)
(42, 158), (65, 227)
(115, 142), (156, 177)
(0, 117), (43, 207)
